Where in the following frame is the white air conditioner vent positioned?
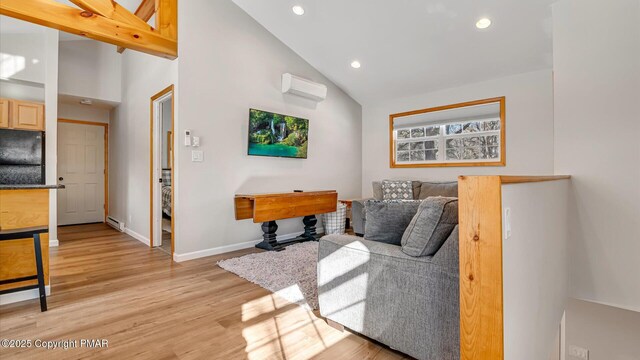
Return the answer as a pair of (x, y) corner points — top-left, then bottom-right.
(281, 73), (327, 102)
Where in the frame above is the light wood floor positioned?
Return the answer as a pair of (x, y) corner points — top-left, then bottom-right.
(0, 224), (408, 360)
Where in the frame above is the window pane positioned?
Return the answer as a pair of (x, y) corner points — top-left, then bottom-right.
(446, 148), (462, 160)
(397, 151), (410, 162)
(425, 149), (438, 160)
(463, 122), (482, 133)
(462, 147), (487, 160)
(446, 124), (462, 135)
(446, 138), (463, 148)
(410, 142), (425, 150)
(410, 150), (425, 161)
(463, 136), (486, 147)
(483, 120), (501, 131)
(424, 140), (438, 149)
(486, 134), (499, 146)
(397, 129), (411, 139)
(487, 146), (500, 159)
(397, 142), (410, 151)
(411, 128), (425, 138)
(425, 126), (440, 137)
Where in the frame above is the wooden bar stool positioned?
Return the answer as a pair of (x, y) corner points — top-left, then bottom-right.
(0, 226), (48, 312)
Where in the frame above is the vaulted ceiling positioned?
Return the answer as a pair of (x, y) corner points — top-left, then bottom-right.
(232, 0), (555, 105)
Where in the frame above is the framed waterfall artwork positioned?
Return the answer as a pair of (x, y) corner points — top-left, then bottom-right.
(247, 109), (309, 159)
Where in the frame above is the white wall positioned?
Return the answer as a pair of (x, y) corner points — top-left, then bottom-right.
(501, 180), (570, 360)
(44, 29), (59, 243)
(553, 0), (640, 311)
(0, 31), (46, 83)
(58, 102), (111, 124)
(174, 0), (362, 256)
(58, 40), (122, 103)
(0, 29), (46, 102)
(565, 299), (640, 360)
(109, 50), (177, 241)
(0, 81), (44, 102)
(361, 70), (554, 196)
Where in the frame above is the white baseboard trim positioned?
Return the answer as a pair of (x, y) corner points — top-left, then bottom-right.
(173, 228), (324, 263)
(0, 286), (51, 306)
(49, 239), (59, 247)
(125, 227), (150, 246)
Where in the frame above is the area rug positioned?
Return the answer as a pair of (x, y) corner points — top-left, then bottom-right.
(217, 242), (319, 310)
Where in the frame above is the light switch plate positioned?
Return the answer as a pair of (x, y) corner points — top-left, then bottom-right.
(504, 207), (512, 239)
(191, 150), (203, 162)
(568, 345), (589, 359)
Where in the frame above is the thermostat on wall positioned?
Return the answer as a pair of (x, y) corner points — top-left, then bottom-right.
(185, 130), (192, 146)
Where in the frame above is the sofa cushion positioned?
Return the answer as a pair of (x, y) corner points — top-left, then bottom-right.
(373, 181), (421, 200)
(364, 200), (422, 245)
(381, 180), (413, 200)
(401, 197), (459, 257)
(418, 181), (458, 199)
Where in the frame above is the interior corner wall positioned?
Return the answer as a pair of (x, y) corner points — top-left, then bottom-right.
(109, 50), (177, 241)
(361, 69), (554, 197)
(175, 0), (362, 255)
(552, 0), (640, 311)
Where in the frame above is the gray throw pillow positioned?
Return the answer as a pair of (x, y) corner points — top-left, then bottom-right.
(418, 181), (458, 199)
(382, 180), (414, 200)
(364, 200), (422, 245)
(373, 180), (421, 200)
(401, 197), (459, 257)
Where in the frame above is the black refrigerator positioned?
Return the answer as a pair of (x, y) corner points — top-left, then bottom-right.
(0, 129), (46, 185)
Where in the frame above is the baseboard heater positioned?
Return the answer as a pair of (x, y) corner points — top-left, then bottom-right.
(106, 216), (125, 232)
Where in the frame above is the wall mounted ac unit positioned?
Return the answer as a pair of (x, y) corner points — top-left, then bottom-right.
(281, 73), (327, 102)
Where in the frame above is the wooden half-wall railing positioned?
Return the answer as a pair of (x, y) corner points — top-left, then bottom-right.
(458, 175), (571, 359)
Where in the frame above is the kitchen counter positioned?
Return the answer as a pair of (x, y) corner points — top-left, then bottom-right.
(0, 184), (65, 190)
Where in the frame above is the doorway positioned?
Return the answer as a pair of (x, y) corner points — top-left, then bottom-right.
(57, 119), (108, 225)
(150, 85), (174, 257)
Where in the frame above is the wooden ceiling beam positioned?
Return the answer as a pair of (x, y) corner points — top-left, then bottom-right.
(0, 0), (177, 59)
(156, 0), (177, 40)
(135, 0), (157, 22)
(68, 0), (152, 30)
(117, 0), (158, 54)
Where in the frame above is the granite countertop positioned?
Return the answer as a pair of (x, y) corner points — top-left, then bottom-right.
(0, 184), (66, 190)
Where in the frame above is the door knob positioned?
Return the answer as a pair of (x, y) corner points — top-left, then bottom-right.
(58, 177), (64, 181)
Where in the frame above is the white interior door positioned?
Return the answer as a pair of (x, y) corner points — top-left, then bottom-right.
(57, 122), (105, 225)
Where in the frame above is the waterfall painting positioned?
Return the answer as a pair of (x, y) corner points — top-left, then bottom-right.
(248, 109), (309, 159)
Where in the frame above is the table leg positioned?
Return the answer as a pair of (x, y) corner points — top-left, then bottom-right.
(302, 215), (318, 240)
(255, 221), (283, 251)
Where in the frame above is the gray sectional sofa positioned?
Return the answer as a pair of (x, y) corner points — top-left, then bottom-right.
(317, 182), (461, 359)
(318, 227), (460, 359)
(352, 180), (458, 236)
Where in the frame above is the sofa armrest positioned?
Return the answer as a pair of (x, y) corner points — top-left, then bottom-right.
(351, 198), (371, 236)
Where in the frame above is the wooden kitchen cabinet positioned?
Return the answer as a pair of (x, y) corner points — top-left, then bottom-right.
(0, 98), (45, 131)
(0, 98), (9, 128)
(11, 100), (44, 131)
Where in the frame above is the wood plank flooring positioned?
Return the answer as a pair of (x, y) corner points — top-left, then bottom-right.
(0, 224), (408, 360)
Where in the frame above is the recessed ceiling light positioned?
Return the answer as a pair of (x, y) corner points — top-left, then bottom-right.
(292, 5), (305, 16)
(476, 18), (492, 29)
(350, 60), (361, 69)
(80, 99), (93, 105)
